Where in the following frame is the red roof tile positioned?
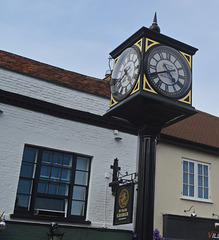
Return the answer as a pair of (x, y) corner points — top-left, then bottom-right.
(162, 111), (219, 149)
(0, 50), (110, 98)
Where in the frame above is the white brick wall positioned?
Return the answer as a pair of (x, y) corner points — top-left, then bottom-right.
(0, 68), (109, 116)
(0, 88), (137, 231)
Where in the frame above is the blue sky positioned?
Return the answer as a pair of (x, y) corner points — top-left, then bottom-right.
(1, 0), (219, 117)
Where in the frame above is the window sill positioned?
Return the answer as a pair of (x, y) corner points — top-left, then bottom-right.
(181, 196), (213, 204)
(10, 213), (91, 225)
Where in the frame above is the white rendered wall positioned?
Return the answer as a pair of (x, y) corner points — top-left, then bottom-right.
(154, 142), (219, 235)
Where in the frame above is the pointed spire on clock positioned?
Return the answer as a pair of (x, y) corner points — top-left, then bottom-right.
(149, 12), (161, 33)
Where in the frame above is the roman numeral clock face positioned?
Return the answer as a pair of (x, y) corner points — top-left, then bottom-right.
(111, 46), (141, 101)
(144, 45), (191, 98)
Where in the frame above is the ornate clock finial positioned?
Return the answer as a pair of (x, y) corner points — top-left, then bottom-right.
(149, 12), (160, 33)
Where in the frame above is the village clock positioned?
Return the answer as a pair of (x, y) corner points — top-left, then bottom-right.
(105, 14), (198, 240)
(105, 23), (198, 128)
(144, 45), (191, 98)
(110, 46), (141, 101)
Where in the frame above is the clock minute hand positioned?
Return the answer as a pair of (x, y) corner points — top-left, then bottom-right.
(149, 69), (175, 77)
(163, 64), (176, 83)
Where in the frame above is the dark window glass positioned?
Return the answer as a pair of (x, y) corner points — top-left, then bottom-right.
(15, 195), (30, 209)
(35, 197), (64, 212)
(14, 146), (91, 220)
(17, 179), (32, 194)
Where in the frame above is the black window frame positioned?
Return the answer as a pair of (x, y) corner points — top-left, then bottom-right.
(13, 144), (92, 223)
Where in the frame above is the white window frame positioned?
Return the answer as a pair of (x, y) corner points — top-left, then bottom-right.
(181, 158), (211, 202)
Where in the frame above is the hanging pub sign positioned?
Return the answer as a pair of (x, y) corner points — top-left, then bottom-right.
(113, 183), (134, 225)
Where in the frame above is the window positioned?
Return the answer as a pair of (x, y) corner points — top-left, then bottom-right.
(182, 158), (210, 201)
(14, 145), (91, 221)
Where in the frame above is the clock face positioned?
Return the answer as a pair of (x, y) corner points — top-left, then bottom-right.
(144, 45), (191, 98)
(111, 46), (141, 101)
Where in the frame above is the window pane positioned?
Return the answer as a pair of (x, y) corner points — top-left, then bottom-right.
(183, 173), (188, 184)
(17, 179), (32, 194)
(42, 151), (52, 163)
(198, 187), (203, 198)
(75, 171), (88, 185)
(71, 201), (85, 216)
(198, 176), (203, 186)
(198, 164), (202, 175)
(189, 162), (194, 173)
(61, 169), (70, 183)
(35, 197), (64, 211)
(63, 154), (72, 167)
(53, 153), (62, 165)
(73, 186), (86, 200)
(76, 157), (89, 171)
(15, 194), (30, 209)
(59, 184), (68, 196)
(204, 166), (208, 176)
(183, 184), (188, 196)
(23, 147), (37, 163)
(204, 177), (208, 187)
(20, 162), (35, 178)
(189, 174), (194, 185)
(189, 186), (194, 197)
(183, 161), (188, 172)
(40, 165), (50, 179)
(204, 188), (208, 199)
(48, 183), (59, 195)
(51, 167), (60, 180)
(38, 181), (48, 193)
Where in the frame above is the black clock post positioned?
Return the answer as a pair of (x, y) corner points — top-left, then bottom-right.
(135, 125), (161, 240)
(105, 15), (198, 240)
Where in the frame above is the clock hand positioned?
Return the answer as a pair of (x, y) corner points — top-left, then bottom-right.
(150, 69), (175, 77)
(163, 64), (176, 83)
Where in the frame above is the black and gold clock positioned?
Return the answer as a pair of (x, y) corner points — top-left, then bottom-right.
(144, 45), (191, 98)
(110, 46), (141, 101)
(105, 25), (197, 129)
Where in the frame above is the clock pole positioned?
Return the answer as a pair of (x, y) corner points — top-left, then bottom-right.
(135, 125), (161, 240)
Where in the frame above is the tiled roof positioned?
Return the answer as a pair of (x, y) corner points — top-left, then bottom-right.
(161, 111), (219, 149)
(0, 50), (110, 98)
(0, 49), (218, 150)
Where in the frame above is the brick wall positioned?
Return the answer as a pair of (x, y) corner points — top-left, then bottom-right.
(0, 68), (109, 116)
(0, 68), (138, 231)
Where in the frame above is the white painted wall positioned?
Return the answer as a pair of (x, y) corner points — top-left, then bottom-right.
(0, 68), (109, 115)
(0, 68), (138, 231)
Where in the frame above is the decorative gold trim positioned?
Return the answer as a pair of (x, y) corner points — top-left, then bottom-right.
(179, 51), (192, 69)
(134, 38), (143, 52)
(178, 90), (191, 104)
(110, 94), (118, 107)
(130, 75), (140, 95)
(143, 75), (157, 94)
(114, 56), (119, 67)
(145, 38), (160, 52)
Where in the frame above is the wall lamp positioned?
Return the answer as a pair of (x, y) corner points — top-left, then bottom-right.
(184, 206), (197, 217)
(114, 130), (122, 140)
(47, 223), (64, 240)
(0, 212), (6, 231)
(212, 213), (219, 228)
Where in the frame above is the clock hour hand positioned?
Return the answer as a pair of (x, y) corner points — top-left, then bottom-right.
(120, 66), (131, 81)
